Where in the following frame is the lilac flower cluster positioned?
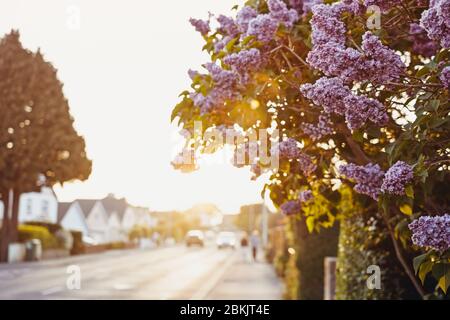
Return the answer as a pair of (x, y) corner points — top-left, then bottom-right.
(276, 138), (302, 159)
(409, 214), (450, 253)
(300, 77), (350, 115)
(364, 0), (401, 13)
(223, 48), (264, 80)
(246, 0), (299, 43)
(310, 3), (347, 46)
(409, 23), (438, 58)
(307, 1), (405, 84)
(343, 94), (389, 130)
(381, 161), (414, 195)
(281, 189), (314, 215)
(302, 0), (324, 14)
(190, 63), (240, 114)
(189, 18), (210, 36)
(302, 114), (334, 141)
(440, 66), (450, 88)
(299, 190), (314, 202)
(236, 6), (258, 33)
(246, 14), (280, 42)
(280, 200), (302, 215)
(217, 15), (240, 38)
(300, 77), (388, 130)
(361, 32), (406, 84)
(297, 153), (317, 176)
(420, 0), (450, 49)
(339, 163), (385, 200)
(268, 0), (300, 29)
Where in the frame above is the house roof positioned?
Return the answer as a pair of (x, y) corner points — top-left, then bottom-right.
(57, 202), (72, 222)
(75, 199), (99, 217)
(101, 195), (129, 219)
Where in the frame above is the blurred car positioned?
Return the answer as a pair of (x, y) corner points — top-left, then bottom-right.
(185, 230), (204, 247)
(216, 231), (237, 249)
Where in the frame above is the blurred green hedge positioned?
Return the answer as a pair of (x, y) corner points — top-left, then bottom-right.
(18, 224), (59, 250)
(336, 210), (419, 300)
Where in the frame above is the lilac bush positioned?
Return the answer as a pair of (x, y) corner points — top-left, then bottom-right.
(176, 0), (450, 297)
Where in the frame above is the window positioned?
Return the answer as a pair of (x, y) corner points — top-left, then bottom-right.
(41, 200), (49, 216)
(26, 199), (33, 215)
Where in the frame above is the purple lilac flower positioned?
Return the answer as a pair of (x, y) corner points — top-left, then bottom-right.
(381, 161), (414, 195)
(277, 138), (302, 159)
(303, 0), (324, 14)
(192, 63), (240, 114)
(189, 18), (210, 36)
(420, 0), (450, 49)
(297, 153), (317, 176)
(217, 15), (240, 37)
(223, 48), (263, 78)
(440, 66), (450, 88)
(300, 77), (350, 115)
(309, 3), (347, 46)
(281, 200), (302, 215)
(364, 0), (401, 13)
(343, 94), (389, 130)
(409, 23), (438, 57)
(306, 43), (367, 83)
(236, 6), (258, 33)
(214, 36), (233, 53)
(299, 190), (314, 202)
(361, 32), (406, 83)
(289, 0), (305, 13)
(268, 0), (299, 29)
(301, 77), (388, 130)
(307, 5), (405, 84)
(340, 163), (385, 200)
(246, 14), (279, 42)
(409, 214), (450, 253)
(302, 114), (334, 141)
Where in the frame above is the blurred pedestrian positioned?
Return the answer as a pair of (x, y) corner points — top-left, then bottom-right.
(250, 230), (260, 262)
(240, 233), (248, 247)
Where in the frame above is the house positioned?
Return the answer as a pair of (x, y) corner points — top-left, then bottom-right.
(76, 199), (109, 244)
(134, 206), (157, 229)
(100, 194), (129, 242)
(0, 187), (58, 224)
(57, 202), (89, 236)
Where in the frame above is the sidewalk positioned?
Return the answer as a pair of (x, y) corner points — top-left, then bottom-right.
(206, 249), (284, 300)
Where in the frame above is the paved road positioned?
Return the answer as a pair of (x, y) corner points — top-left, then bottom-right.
(0, 245), (283, 300)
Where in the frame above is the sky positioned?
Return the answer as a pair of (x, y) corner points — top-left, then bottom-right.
(0, 0), (271, 214)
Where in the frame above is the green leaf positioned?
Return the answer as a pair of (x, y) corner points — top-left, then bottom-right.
(415, 65), (429, 78)
(413, 252), (430, 275)
(399, 203), (413, 216)
(306, 216), (315, 233)
(432, 263), (450, 293)
(405, 185), (414, 199)
(418, 260), (433, 284)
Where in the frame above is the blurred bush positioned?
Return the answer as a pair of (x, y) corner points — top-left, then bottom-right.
(268, 217), (339, 300)
(336, 210), (419, 300)
(18, 224), (59, 250)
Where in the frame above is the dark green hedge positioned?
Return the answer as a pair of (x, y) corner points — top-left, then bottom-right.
(293, 219), (340, 300)
(336, 210), (419, 300)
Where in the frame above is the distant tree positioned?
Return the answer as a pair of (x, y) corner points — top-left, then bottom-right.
(0, 31), (92, 262)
